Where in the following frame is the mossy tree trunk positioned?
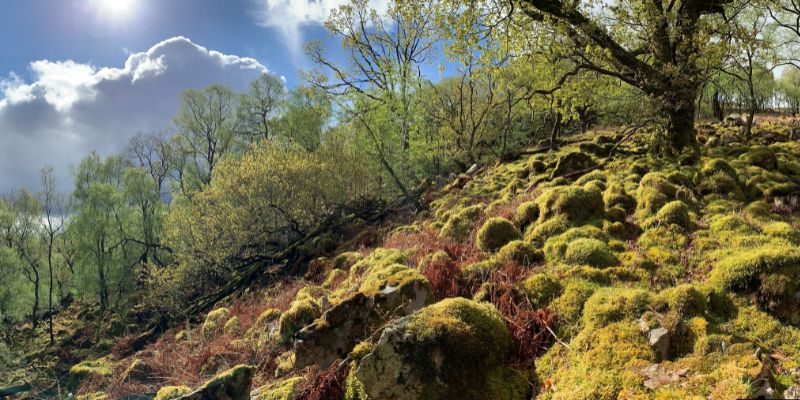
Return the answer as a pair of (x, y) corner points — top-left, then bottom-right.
(650, 86), (700, 156)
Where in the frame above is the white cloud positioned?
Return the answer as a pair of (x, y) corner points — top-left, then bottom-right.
(251, 0), (389, 51)
(0, 36), (268, 192)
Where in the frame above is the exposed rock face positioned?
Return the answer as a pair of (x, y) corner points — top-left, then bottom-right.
(352, 298), (531, 400)
(178, 365), (255, 400)
(294, 266), (433, 369)
(648, 327), (671, 360)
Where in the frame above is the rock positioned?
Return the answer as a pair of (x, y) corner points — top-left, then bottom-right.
(251, 377), (303, 400)
(640, 364), (689, 390)
(724, 113), (745, 127)
(352, 298), (531, 400)
(784, 385), (800, 399)
(294, 265), (433, 369)
(155, 386), (192, 400)
(122, 359), (152, 383)
(178, 365), (255, 400)
(466, 164), (478, 174)
(551, 151), (597, 178)
(648, 327), (671, 360)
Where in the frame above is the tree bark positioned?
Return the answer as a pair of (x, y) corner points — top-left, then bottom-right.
(650, 88), (699, 156)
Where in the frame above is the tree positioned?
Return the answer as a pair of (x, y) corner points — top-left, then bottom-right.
(173, 84), (242, 193)
(127, 131), (172, 197)
(306, 0), (436, 202)
(38, 167), (63, 344)
(479, 0), (746, 154)
(274, 86), (332, 151)
(10, 190), (43, 327)
(239, 73), (286, 142)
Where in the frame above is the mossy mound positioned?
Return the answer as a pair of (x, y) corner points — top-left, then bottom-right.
(352, 298), (531, 400)
(696, 158), (744, 200)
(476, 218), (522, 253)
(495, 240), (543, 266)
(536, 185), (605, 227)
(440, 205), (483, 241)
(154, 386), (193, 400)
(68, 356), (114, 385)
(251, 377), (304, 400)
(512, 201), (539, 229)
(551, 151), (597, 178)
(644, 200), (692, 230)
(739, 145), (778, 170)
(581, 287), (653, 329)
(181, 364), (255, 400)
(563, 238), (618, 268)
(278, 295), (322, 342)
(202, 307), (231, 338)
(518, 273), (563, 309)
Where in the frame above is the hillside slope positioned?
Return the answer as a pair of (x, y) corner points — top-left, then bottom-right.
(9, 119), (800, 399)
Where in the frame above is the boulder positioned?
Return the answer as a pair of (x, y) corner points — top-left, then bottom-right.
(294, 266), (433, 369)
(551, 151), (597, 178)
(648, 327), (671, 360)
(178, 365), (255, 400)
(352, 298), (531, 400)
(724, 113), (745, 127)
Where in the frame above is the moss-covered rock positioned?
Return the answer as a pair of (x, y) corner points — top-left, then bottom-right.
(440, 205), (483, 242)
(68, 356), (114, 385)
(536, 185), (605, 226)
(278, 296), (322, 342)
(551, 151), (597, 178)
(519, 273), (563, 309)
(353, 298), (530, 400)
(739, 146), (778, 170)
(223, 316), (241, 335)
(295, 264), (433, 369)
(154, 386), (193, 400)
(476, 218), (522, 253)
(563, 238), (618, 268)
(645, 200), (692, 230)
(180, 364), (255, 400)
(333, 252), (363, 270)
(512, 201), (539, 229)
(495, 240), (543, 266)
(581, 287), (653, 330)
(696, 158), (744, 199)
(251, 377), (304, 400)
(202, 307), (231, 338)
(121, 359), (152, 383)
(708, 245), (800, 292)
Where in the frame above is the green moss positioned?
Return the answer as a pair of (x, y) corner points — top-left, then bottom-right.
(333, 252), (363, 270)
(708, 245), (800, 292)
(495, 240), (543, 266)
(278, 297), (321, 342)
(543, 226), (609, 261)
(525, 214), (571, 243)
(202, 307), (231, 338)
(657, 284), (706, 317)
(762, 221), (799, 241)
(645, 200), (692, 230)
(709, 214), (757, 234)
(638, 225), (687, 250)
(551, 279), (598, 337)
(543, 321), (655, 400)
(358, 263), (429, 297)
(440, 205), (484, 241)
(512, 201), (539, 229)
(563, 238), (618, 268)
(551, 151), (596, 178)
(322, 268), (347, 288)
(68, 355), (114, 383)
(696, 159), (744, 199)
(349, 248), (410, 278)
(581, 287), (653, 330)
(193, 364), (255, 397)
(519, 273), (562, 309)
(476, 218), (522, 253)
(252, 377), (304, 400)
(536, 185), (605, 225)
(417, 250), (451, 271)
(739, 146), (778, 170)
(154, 386), (193, 400)
(256, 308), (281, 327)
(223, 316), (241, 335)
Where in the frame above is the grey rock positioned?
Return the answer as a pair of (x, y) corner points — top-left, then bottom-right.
(648, 327), (670, 360)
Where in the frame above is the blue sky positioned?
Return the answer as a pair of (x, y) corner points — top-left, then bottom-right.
(0, 0), (371, 191)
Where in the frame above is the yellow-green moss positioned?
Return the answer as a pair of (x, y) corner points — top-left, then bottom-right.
(333, 252), (363, 270)
(536, 185), (605, 225)
(440, 205), (484, 241)
(708, 245), (800, 292)
(76, 393), (109, 400)
(739, 146), (778, 170)
(202, 307), (231, 338)
(476, 217), (522, 253)
(581, 287), (653, 330)
(252, 377), (304, 400)
(656, 284), (706, 317)
(68, 355), (114, 382)
(223, 316), (241, 335)
(563, 238), (618, 268)
(519, 273), (562, 309)
(512, 201), (539, 229)
(495, 240), (543, 266)
(278, 297), (321, 342)
(645, 200), (692, 230)
(154, 386), (192, 400)
(358, 263), (428, 297)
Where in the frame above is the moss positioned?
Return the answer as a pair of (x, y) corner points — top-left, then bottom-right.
(536, 185), (605, 225)
(333, 252), (363, 270)
(551, 151), (596, 178)
(154, 386), (193, 400)
(696, 159), (744, 199)
(512, 201), (539, 229)
(495, 240), (543, 266)
(358, 263), (429, 297)
(563, 238), (618, 268)
(440, 205), (484, 242)
(519, 273), (562, 309)
(476, 218), (522, 253)
(604, 183), (636, 212)
(274, 352), (296, 377)
(68, 355), (114, 382)
(604, 206), (627, 223)
(278, 297), (321, 342)
(525, 214), (571, 243)
(193, 364), (255, 397)
(657, 284), (706, 317)
(709, 214), (757, 234)
(256, 308), (281, 327)
(322, 269), (347, 288)
(638, 225), (688, 251)
(252, 377), (304, 400)
(76, 393), (109, 400)
(544, 321), (655, 400)
(349, 248), (409, 278)
(708, 245), (800, 292)
(417, 250), (451, 271)
(175, 330), (189, 341)
(739, 146), (778, 170)
(202, 307), (231, 338)
(581, 287), (653, 330)
(543, 225), (609, 261)
(223, 316), (241, 335)
(551, 279), (598, 337)
(645, 200), (692, 230)
(762, 221), (800, 241)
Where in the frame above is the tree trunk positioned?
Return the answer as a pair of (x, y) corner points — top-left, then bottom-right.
(712, 92), (724, 121)
(651, 88), (699, 156)
(31, 271), (39, 329)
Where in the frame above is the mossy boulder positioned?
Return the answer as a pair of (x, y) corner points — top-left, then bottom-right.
(476, 218), (522, 253)
(536, 185), (605, 226)
(495, 240), (543, 266)
(295, 264), (433, 369)
(68, 356), (114, 385)
(696, 158), (744, 199)
(519, 273), (563, 309)
(512, 201), (539, 229)
(708, 245), (800, 292)
(333, 252), (363, 270)
(564, 238), (618, 268)
(551, 151), (597, 178)
(202, 308), (231, 338)
(251, 377), (304, 400)
(353, 298), (531, 400)
(154, 386), (192, 400)
(121, 359), (152, 383)
(180, 364), (255, 400)
(581, 288), (653, 330)
(656, 284), (706, 318)
(440, 205), (483, 241)
(739, 146), (778, 170)
(278, 296), (322, 342)
(645, 200), (692, 230)
(223, 316), (241, 335)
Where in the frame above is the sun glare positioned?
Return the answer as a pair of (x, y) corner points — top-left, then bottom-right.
(92, 0), (138, 20)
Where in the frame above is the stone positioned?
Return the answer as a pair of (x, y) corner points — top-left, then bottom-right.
(294, 266), (433, 369)
(784, 385), (800, 399)
(648, 327), (670, 360)
(178, 365), (255, 400)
